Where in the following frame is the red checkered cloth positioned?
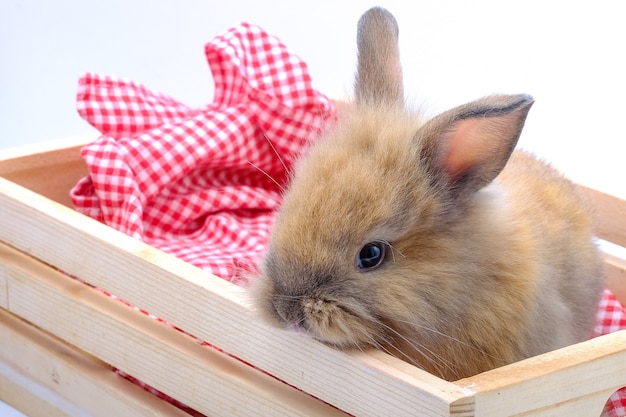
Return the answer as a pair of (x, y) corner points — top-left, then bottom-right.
(72, 23), (335, 285)
(595, 289), (626, 417)
(71, 22), (626, 417)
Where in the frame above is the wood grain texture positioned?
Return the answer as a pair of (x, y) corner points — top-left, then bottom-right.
(457, 330), (626, 417)
(0, 135), (93, 208)
(0, 243), (348, 417)
(1, 138), (625, 417)
(0, 369), (76, 417)
(579, 185), (626, 247)
(0, 309), (189, 417)
(0, 175), (470, 417)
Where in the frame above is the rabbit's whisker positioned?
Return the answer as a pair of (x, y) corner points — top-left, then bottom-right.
(394, 319), (503, 361)
(247, 160), (285, 192)
(375, 320), (457, 376)
(272, 294), (305, 301)
(262, 133), (290, 177)
(384, 240), (406, 263)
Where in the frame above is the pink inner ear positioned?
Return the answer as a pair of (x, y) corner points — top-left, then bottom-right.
(442, 113), (520, 181)
(444, 119), (487, 179)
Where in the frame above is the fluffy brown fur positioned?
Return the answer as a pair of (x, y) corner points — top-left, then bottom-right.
(252, 7), (603, 380)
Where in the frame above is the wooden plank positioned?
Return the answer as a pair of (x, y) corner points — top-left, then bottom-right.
(578, 185), (626, 247)
(0, 368), (76, 417)
(509, 390), (617, 417)
(0, 135), (94, 207)
(0, 309), (189, 417)
(2, 140), (624, 416)
(605, 252), (626, 306)
(0, 271), (6, 309)
(0, 242), (349, 417)
(0, 175), (468, 417)
(455, 330), (626, 417)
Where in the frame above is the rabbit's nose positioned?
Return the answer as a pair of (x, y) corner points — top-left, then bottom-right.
(272, 296), (303, 325)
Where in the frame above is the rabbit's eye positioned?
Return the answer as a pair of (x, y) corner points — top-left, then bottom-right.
(356, 241), (389, 272)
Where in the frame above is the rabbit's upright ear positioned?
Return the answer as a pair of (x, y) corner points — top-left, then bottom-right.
(420, 94), (534, 197)
(355, 7), (403, 107)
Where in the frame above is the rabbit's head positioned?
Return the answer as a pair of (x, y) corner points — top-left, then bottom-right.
(254, 7), (539, 379)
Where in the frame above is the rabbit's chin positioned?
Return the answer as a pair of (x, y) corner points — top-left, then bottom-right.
(307, 326), (378, 351)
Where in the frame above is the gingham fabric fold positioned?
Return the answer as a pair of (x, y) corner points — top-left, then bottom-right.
(72, 23), (335, 284)
(595, 289), (626, 417)
(71, 22), (626, 417)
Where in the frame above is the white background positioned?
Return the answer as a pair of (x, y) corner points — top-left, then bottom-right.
(0, 1), (624, 415)
(1, 0), (625, 197)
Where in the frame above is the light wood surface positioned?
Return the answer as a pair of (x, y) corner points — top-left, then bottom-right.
(0, 310), (189, 417)
(0, 243), (347, 417)
(579, 185), (626, 248)
(0, 135), (94, 208)
(0, 171), (468, 416)
(1, 138), (625, 416)
(457, 330), (626, 416)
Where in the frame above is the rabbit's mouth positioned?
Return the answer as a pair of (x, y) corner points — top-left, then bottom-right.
(298, 296), (383, 348)
(269, 291), (381, 347)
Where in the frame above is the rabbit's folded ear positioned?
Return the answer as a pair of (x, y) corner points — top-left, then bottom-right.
(355, 7), (403, 107)
(420, 94), (534, 197)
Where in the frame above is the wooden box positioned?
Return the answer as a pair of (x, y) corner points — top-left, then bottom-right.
(1, 135), (625, 417)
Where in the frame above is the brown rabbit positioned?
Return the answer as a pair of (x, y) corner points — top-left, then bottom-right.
(253, 6), (603, 380)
